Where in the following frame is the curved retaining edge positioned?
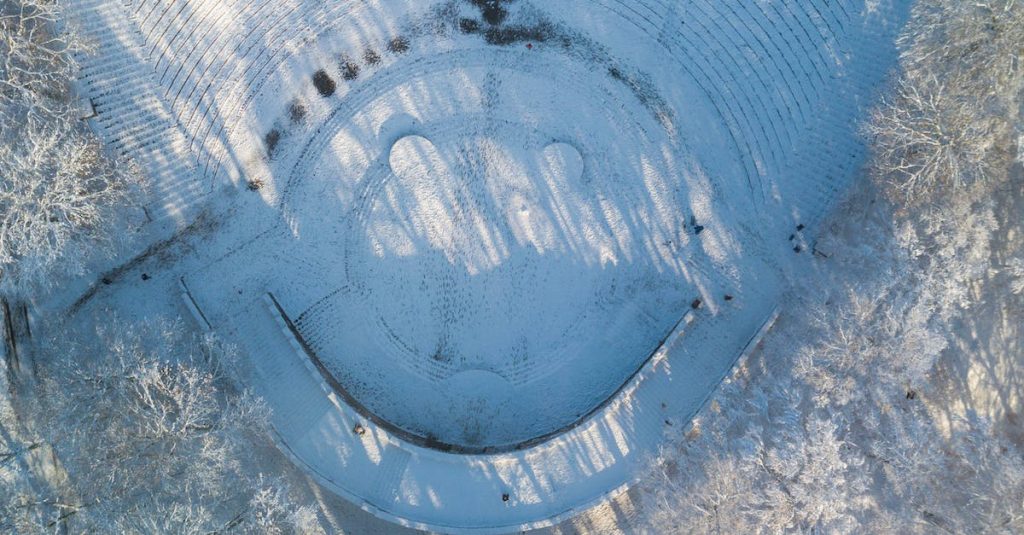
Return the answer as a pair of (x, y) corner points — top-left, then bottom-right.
(252, 291), (780, 534)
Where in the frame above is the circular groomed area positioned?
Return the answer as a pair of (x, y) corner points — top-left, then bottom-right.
(279, 47), (737, 449)
(305, 129), (690, 448)
(72, 0), (908, 531)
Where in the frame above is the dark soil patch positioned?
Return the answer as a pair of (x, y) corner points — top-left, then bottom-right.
(363, 48), (381, 65)
(340, 56), (360, 81)
(312, 69), (336, 96)
(265, 129), (282, 157)
(469, 0), (510, 26)
(387, 36), (410, 54)
(459, 17), (481, 34)
(288, 100), (307, 124)
(484, 21), (553, 46)
(605, 65), (672, 127)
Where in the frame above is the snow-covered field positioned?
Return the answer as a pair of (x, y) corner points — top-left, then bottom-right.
(55, 0), (909, 531)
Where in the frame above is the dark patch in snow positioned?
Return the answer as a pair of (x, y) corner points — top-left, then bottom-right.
(340, 56), (360, 81)
(470, 0), (511, 26)
(312, 69), (336, 96)
(387, 36), (411, 54)
(363, 48), (381, 65)
(459, 17), (481, 34)
(483, 22), (553, 46)
(690, 216), (705, 234)
(265, 129), (282, 157)
(288, 100), (307, 124)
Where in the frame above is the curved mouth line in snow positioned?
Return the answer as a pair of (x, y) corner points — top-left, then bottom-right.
(268, 291), (689, 454)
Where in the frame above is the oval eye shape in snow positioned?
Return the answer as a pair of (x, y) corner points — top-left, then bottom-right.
(387, 134), (439, 178)
(542, 142), (584, 184)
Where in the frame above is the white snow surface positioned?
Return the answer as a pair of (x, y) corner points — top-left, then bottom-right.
(60, 0), (909, 531)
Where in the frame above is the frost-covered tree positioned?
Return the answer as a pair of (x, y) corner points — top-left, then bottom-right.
(899, 0), (1024, 99)
(1, 0), (140, 300)
(636, 2), (1024, 532)
(639, 260), (1024, 534)
(866, 76), (996, 198)
(1007, 258), (1024, 296)
(641, 366), (876, 534)
(0, 0), (82, 115)
(0, 116), (138, 298)
(28, 316), (323, 534)
(865, 0), (1022, 202)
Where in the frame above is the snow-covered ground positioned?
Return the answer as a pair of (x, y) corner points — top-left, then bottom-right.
(54, 0), (909, 531)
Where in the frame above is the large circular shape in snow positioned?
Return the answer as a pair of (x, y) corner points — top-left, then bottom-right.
(277, 50), (740, 449)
